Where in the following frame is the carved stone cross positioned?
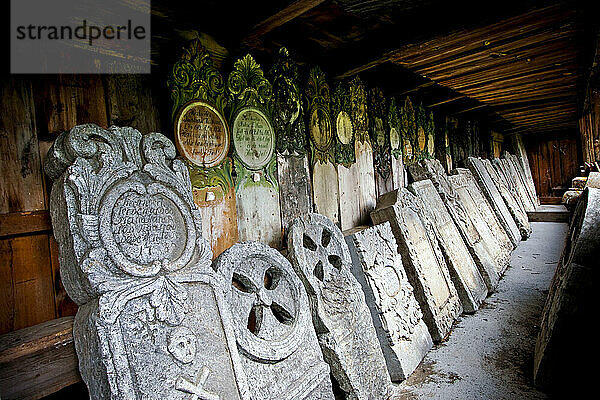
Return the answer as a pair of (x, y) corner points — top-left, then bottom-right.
(175, 366), (219, 400)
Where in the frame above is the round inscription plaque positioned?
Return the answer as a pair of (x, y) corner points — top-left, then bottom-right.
(232, 108), (275, 170)
(390, 127), (400, 151)
(175, 101), (229, 168)
(335, 111), (353, 145)
(309, 108), (333, 152)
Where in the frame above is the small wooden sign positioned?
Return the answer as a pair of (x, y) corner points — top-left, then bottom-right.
(232, 107), (275, 170)
(174, 100), (229, 168)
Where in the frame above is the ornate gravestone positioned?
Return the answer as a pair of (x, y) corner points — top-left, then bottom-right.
(408, 179), (488, 312)
(491, 158), (529, 214)
(306, 67), (339, 225)
(449, 168), (512, 278)
(213, 242), (334, 400)
(270, 48), (313, 238)
(370, 87), (393, 197)
(502, 153), (537, 212)
(388, 98), (407, 189)
(481, 158), (531, 239)
(168, 40), (238, 258)
(400, 96), (416, 167)
(371, 188), (462, 342)
(45, 124), (249, 400)
(510, 134), (539, 206)
(227, 54), (282, 248)
(288, 213), (393, 399)
(350, 77), (378, 225)
(466, 157), (521, 246)
(332, 81), (361, 230)
(407, 159), (499, 293)
(415, 103), (428, 161)
(424, 110), (436, 159)
(345, 223), (433, 381)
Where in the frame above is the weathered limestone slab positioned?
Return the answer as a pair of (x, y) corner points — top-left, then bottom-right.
(466, 157), (521, 246)
(371, 188), (463, 342)
(510, 133), (539, 206)
(409, 179), (487, 312)
(450, 168), (513, 277)
(504, 153), (538, 211)
(586, 171), (600, 188)
(534, 187), (599, 393)
(407, 159), (499, 292)
(483, 158), (531, 239)
(493, 157), (534, 214)
(345, 223), (433, 382)
(45, 124), (249, 400)
(214, 242), (334, 400)
(288, 213), (393, 399)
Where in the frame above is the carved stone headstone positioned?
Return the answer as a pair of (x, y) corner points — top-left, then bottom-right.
(227, 54), (282, 248)
(371, 188), (462, 342)
(288, 213), (393, 399)
(466, 157), (521, 246)
(450, 168), (513, 278)
(510, 133), (539, 206)
(45, 124), (249, 400)
(168, 40), (238, 258)
(482, 158), (531, 239)
(306, 67), (340, 225)
(491, 158), (530, 214)
(213, 242), (334, 400)
(345, 223), (433, 381)
(407, 159), (499, 293)
(503, 152), (537, 211)
(409, 179), (487, 312)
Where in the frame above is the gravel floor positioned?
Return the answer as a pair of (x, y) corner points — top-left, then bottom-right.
(392, 222), (569, 400)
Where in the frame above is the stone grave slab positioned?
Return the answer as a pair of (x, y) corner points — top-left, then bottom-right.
(214, 242), (334, 400)
(491, 159), (527, 213)
(482, 158), (531, 239)
(466, 157), (521, 246)
(409, 179), (487, 312)
(586, 171), (600, 188)
(510, 134), (539, 206)
(371, 188), (462, 342)
(407, 159), (499, 292)
(345, 223), (433, 381)
(288, 213), (393, 399)
(504, 153), (537, 211)
(450, 168), (513, 277)
(534, 187), (599, 393)
(45, 124), (249, 400)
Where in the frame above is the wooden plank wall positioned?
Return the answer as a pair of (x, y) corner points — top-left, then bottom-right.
(0, 75), (163, 335)
(524, 134), (580, 199)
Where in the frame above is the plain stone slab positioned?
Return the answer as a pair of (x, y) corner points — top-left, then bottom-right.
(371, 188), (462, 342)
(586, 171), (600, 188)
(409, 179), (487, 313)
(288, 213), (394, 400)
(466, 157), (521, 246)
(45, 124), (250, 400)
(345, 223), (433, 382)
(213, 242), (334, 400)
(534, 188), (598, 394)
(450, 168), (513, 278)
(482, 158), (531, 240)
(408, 159), (499, 292)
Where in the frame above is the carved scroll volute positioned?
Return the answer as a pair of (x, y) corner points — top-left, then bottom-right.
(332, 81), (355, 167)
(305, 66), (334, 166)
(227, 54), (277, 189)
(270, 47), (307, 156)
(369, 87), (390, 180)
(388, 98), (402, 160)
(349, 76), (369, 145)
(400, 96), (416, 165)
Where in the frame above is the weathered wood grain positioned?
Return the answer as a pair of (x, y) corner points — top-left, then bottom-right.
(277, 154), (313, 235)
(337, 164), (361, 230)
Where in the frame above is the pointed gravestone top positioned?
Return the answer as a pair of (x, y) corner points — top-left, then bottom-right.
(45, 124), (248, 400)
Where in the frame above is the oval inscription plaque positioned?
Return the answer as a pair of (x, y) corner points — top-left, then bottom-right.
(309, 108), (332, 151)
(374, 117), (386, 146)
(336, 111), (353, 145)
(232, 108), (275, 170)
(175, 101), (229, 168)
(390, 128), (400, 150)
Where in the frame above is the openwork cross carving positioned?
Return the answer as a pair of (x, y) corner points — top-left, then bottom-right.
(301, 225), (344, 282)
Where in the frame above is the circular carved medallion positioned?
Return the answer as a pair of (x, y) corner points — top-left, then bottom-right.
(174, 101), (229, 168)
(336, 111), (353, 145)
(309, 108), (333, 152)
(232, 108), (275, 170)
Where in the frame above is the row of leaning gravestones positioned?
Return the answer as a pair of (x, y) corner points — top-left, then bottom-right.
(44, 120), (538, 399)
(168, 40), (463, 259)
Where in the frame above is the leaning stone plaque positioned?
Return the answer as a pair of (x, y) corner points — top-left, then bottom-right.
(408, 159), (499, 293)
(288, 213), (393, 399)
(466, 157), (521, 246)
(44, 124), (249, 400)
(345, 223), (433, 381)
(409, 179), (487, 313)
(214, 242), (334, 400)
(371, 188), (462, 342)
(450, 168), (513, 277)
